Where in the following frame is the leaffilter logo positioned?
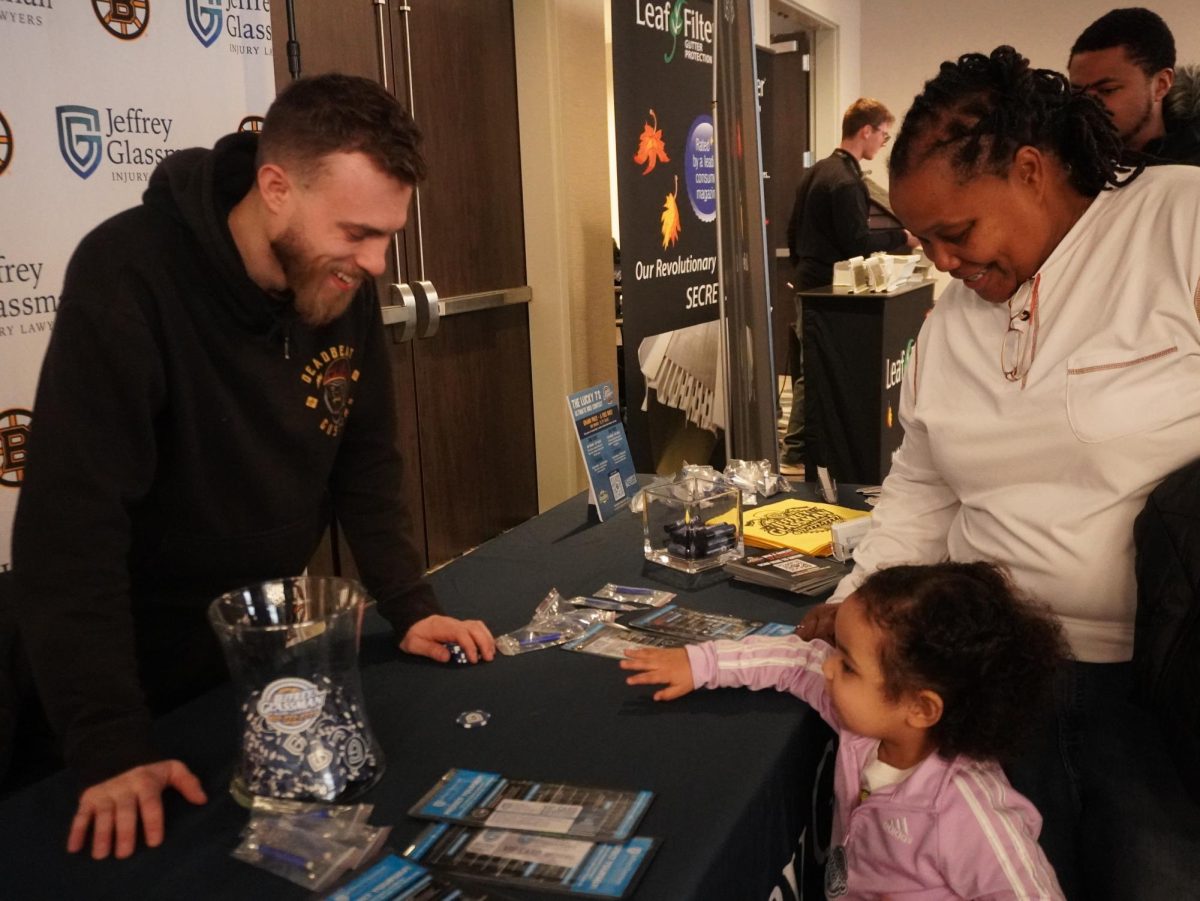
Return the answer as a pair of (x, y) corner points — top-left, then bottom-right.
(0, 409), (32, 488)
(55, 106), (103, 180)
(186, 0), (221, 48)
(665, 0), (687, 63)
(0, 111), (12, 176)
(92, 0), (150, 41)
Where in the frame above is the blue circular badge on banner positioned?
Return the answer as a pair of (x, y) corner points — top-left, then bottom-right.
(684, 115), (716, 223)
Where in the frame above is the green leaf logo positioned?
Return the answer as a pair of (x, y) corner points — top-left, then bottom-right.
(664, 0), (688, 63)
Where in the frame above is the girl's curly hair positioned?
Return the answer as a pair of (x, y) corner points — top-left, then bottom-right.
(855, 561), (1068, 762)
(889, 45), (1139, 195)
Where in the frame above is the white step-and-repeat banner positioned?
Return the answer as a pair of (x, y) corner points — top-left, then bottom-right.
(0, 1), (276, 569)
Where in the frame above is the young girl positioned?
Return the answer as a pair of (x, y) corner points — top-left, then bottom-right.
(622, 562), (1066, 900)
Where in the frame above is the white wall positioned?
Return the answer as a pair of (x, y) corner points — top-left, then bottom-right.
(515, 1), (618, 512)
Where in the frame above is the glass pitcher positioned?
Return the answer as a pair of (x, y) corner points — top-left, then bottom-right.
(208, 576), (385, 806)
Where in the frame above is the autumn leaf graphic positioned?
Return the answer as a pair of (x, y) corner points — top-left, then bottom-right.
(633, 109), (670, 175)
(661, 175), (682, 249)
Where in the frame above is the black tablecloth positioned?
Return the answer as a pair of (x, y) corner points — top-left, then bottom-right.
(0, 483), (854, 900)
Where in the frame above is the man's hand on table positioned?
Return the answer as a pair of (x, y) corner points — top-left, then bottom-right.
(796, 601), (839, 644)
(68, 760), (207, 859)
(621, 647), (695, 701)
(401, 614), (496, 664)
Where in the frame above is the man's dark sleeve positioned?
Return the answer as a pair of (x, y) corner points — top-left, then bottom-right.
(329, 301), (440, 641)
(11, 244), (166, 786)
(829, 181), (907, 258)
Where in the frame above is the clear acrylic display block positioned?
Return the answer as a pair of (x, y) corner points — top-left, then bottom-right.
(642, 477), (744, 573)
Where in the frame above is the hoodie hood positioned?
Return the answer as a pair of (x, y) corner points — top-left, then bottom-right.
(142, 131), (297, 336)
(1144, 64), (1200, 165)
(1165, 64), (1200, 130)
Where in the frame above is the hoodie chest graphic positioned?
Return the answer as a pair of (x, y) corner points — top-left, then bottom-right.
(299, 344), (358, 437)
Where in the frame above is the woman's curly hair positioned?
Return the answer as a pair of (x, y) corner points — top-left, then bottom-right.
(855, 561), (1068, 762)
(889, 45), (1139, 196)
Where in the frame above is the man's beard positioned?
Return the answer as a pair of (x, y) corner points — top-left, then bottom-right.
(1120, 89), (1155, 148)
(270, 227), (364, 328)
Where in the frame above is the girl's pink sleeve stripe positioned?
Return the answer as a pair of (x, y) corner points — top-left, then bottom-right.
(944, 763), (1065, 900)
(687, 636), (839, 726)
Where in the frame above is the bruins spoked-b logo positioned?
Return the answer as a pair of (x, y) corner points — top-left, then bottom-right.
(238, 115), (265, 134)
(0, 111), (12, 177)
(55, 106), (102, 180)
(186, 0), (222, 48)
(0, 409), (32, 489)
(92, 0), (149, 40)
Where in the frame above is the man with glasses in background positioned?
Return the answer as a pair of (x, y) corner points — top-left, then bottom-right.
(780, 98), (918, 476)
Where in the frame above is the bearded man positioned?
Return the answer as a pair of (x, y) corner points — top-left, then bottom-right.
(9, 74), (494, 860)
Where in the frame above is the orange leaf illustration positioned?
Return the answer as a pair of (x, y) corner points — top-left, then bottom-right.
(633, 109), (670, 175)
(661, 175), (681, 249)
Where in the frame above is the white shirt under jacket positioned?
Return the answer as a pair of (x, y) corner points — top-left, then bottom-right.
(831, 165), (1200, 662)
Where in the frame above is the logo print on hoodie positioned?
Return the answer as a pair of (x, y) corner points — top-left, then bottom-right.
(301, 344), (358, 437)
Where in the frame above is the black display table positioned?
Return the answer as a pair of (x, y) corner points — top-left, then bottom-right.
(0, 482), (863, 900)
(799, 281), (934, 484)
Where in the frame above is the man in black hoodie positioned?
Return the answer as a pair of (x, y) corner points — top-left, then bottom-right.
(10, 75), (495, 859)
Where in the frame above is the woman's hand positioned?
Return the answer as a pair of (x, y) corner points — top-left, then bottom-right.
(796, 602), (839, 644)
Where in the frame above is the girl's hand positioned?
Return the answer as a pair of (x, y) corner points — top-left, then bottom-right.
(620, 647), (695, 701)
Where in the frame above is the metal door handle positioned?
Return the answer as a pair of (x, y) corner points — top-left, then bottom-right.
(382, 282), (418, 341)
(411, 280), (440, 339)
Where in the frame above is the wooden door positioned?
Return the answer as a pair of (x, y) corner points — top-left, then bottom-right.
(757, 36), (810, 385)
(400, 1), (536, 566)
(271, 0), (537, 573)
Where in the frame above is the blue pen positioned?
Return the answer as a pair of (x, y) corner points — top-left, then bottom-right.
(518, 632), (563, 648)
(257, 842), (312, 871)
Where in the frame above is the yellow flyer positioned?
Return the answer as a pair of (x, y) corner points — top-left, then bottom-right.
(711, 498), (870, 556)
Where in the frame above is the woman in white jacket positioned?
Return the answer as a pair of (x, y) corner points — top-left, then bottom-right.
(799, 46), (1200, 899)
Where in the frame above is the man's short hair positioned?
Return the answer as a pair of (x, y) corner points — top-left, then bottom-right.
(257, 73), (427, 185)
(842, 98), (893, 139)
(1070, 7), (1176, 76)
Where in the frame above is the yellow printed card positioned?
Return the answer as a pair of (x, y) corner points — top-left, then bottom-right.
(711, 498), (870, 557)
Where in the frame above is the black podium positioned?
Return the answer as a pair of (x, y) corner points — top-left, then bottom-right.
(799, 281), (934, 484)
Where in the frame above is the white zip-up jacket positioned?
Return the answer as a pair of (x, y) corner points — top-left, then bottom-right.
(831, 165), (1200, 662)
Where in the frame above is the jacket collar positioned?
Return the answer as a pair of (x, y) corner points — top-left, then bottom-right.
(833, 147), (864, 179)
(846, 734), (966, 810)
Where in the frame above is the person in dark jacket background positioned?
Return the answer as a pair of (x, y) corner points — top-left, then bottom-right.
(9, 74), (495, 861)
(1068, 7), (1200, 166)
(780, 98), (918, 474)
